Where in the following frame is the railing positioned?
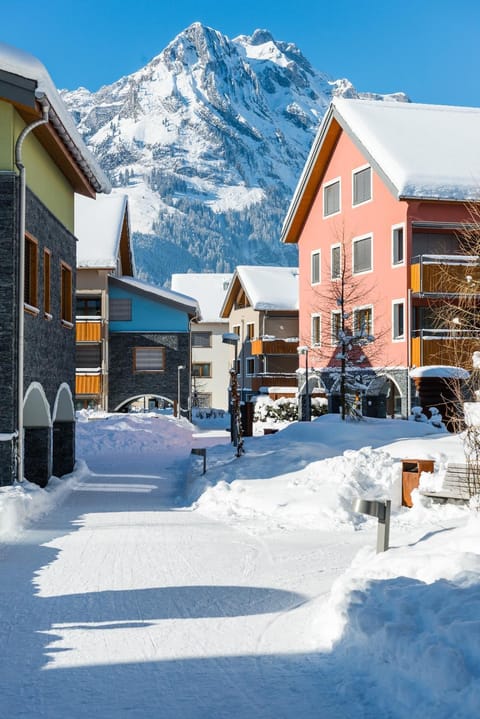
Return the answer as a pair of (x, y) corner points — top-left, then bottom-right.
(75, 373), (102, 395)
(411, 255), (480, 295)
(250, 338), (299, 355)
(250, 374), (298, 391)
(76, 318), (103, 342)
(411, 329), (480, 367)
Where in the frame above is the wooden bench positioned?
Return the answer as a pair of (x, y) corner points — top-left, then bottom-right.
(420, 463), (478, 503)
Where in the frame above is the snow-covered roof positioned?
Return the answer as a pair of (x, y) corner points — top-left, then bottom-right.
(171, 273), (233, 323)
(75, 193), (131, 269)
(110, 275), (199, 317)
(222, 266), (299, 316)
(0, 42), (109, 194)
(332, 97), (480, 201)
(409, 365), (470, 379)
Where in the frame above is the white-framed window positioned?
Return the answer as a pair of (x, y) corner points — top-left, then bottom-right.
(352, 234), (373, 274)
(352, 165), (372, 206)
(311, 314), (321, 346)
(392, 224), (405, 266)
(331, 244), (341, 280)
(330, 310), (342, 346)
(353, 305), (374, 337)
(323, 178), (341, 217)
(331, 310), (342, 345)
(311, 250), (321, 285)
(246, 322), (255, 340)
(392, 300), (405, 341)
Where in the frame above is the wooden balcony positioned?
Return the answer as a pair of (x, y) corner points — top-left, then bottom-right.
(250, 338), (299, 355)
(411, 256), (480, 296)
(75, 373), (102, 395)
(250, 374), (298, 392)
(411, 333), (480, 368)
(76, 319), (102, 342)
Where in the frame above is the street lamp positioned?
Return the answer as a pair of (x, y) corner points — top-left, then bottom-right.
(222, 332), (241, 450)
(297, 345), (311, 421)
(177, 365), (185, 418)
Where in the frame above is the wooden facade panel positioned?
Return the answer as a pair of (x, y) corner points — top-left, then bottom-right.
(75, 374), (101, 395)
(411, 262), (480, 294)
(251, 339), (299, 355)
(76, 321), (102, 342)
(411, 337), (480, 368)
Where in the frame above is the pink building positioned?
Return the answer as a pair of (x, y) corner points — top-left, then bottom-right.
(281, 98), (480, 418)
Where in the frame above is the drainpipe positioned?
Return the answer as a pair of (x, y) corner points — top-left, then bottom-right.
(14, 93), (50, 482)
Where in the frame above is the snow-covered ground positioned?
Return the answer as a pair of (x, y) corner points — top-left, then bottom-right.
(0, 412), (479, 718)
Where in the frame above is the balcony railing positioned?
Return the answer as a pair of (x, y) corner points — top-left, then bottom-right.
(411, 329), (480, 367)
(75, 372), (102, 396)
(76, 318), (103, 342)
(411, 255), (480, 296)
(250, 374), (298, 392)
(250, 338), (299, 355)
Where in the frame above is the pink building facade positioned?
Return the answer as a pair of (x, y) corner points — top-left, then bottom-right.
(282, 98), (480, 418)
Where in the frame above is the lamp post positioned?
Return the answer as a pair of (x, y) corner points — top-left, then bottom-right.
(177, 365), (185, 418)
(297, 345), (311, 421)
(222, 332), (241, 448)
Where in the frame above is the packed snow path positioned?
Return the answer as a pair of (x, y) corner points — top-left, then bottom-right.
(0, 425), (374, 718)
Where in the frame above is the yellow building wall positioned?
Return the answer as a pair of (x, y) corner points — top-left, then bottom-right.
(0, 101), (75, 232)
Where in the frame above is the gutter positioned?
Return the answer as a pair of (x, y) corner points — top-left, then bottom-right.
(14, 91), (50, 482)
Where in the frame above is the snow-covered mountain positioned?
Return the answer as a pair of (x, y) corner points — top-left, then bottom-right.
(61, 23), (408, 285)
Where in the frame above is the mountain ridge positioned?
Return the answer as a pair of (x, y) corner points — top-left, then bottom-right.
(61, 22), (408, 285)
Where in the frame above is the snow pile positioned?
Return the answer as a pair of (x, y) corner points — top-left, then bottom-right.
(316, 515), (480, 718)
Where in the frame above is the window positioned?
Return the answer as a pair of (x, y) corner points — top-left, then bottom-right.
(134, 347), (165, 372)
(24, 235), (38, 308)
(192, 363), (211, 378)
(43, 249), (51, 315)
(311, 250), (321, 285)
(76, 344), (102, 369)
(393, 301), (405, 340)
(246, 323), (255, 340)
(311, 314), (321, 345)
(353, 166), (372, 205)
(192, 331), (212, 348)
(76, 296), (101, 317)
(353, 306), (373, 337)
(331, 245), (341, 280)
(110, 298), (132, 321)
(353, 235), (372, 274)
(60, 263), (73, 323)
(331, 310), (342, 344)
(246, 358), (255, 375)
(392, 225), (404, 265)
(194, 392), (211, 409)
(232, 324), (241, 338)
(323, 179), (340, 217)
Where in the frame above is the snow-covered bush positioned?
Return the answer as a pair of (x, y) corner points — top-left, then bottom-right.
(253, 395), (327, 423)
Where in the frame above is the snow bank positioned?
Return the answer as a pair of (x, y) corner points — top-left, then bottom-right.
(315, 514), (480, 718)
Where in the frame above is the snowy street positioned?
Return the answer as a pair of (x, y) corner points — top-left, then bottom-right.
(1, 412), (479, 718)
(0, 416), (369, 719)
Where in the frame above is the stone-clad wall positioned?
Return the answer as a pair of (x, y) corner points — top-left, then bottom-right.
(108, 332), (190, 411)
(23, 189), (77, 409)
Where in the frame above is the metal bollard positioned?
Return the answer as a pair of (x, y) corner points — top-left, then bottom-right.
(191, 447), (207, 474)
(353, 498), (391, 553)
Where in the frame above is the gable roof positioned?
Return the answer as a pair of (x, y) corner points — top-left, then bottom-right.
(75, 193), (134, 274)
(282, 97), (480, 244)
(221, 266), (298, 318)
(171, 273), (233, 323)
(109, 275), (199, 318)
(0, 42), (110, 196)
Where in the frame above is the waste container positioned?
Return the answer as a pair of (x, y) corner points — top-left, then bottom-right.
(401, 459), (435, 507)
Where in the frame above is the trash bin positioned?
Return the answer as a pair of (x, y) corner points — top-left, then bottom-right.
(401, 459), (435, 507)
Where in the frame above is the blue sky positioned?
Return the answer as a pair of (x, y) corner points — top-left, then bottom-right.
(2, 0), (480, 105)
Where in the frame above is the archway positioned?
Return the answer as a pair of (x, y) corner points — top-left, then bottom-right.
(114, 394), (175, 414)
(365, 375), (403, 418)
(52, 384), (75, 477)
(23, 383), (51, 487)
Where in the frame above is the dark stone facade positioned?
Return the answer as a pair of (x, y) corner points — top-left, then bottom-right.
(108, 332), (191, 412)
(0, 174), (76, 485)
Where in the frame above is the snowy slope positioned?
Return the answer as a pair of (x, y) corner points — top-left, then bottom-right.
(61, 23), (407, 285)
